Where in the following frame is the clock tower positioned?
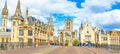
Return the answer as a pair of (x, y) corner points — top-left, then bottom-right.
(2, 0), (8, 32)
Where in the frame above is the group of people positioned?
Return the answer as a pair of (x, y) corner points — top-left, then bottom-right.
(78, 42), (100, 48)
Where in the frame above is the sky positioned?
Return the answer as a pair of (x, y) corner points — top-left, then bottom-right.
(0, 0), (120, 36)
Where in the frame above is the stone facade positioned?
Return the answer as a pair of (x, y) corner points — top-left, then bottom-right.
(0, 0), (54, 47)
(58, 18), (77, 46)
(107, 30), (120, 45)
(79, 19), (101, 44)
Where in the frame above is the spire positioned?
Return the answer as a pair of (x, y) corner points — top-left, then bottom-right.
(14, 0), (22, 16)
(26, 7), (28, 20)
(49, 13), (53, 24)
(2, 0), (8, 16)
(25, 7), (29, 24)
(4, 0), (7, 9)
(80, 21), (83, 29)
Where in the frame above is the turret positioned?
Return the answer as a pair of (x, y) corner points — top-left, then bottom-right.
(1, 0), (8, 32)
(25, 7), (29, 25)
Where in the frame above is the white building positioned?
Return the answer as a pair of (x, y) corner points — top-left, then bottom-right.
(79, 19), (101, 44)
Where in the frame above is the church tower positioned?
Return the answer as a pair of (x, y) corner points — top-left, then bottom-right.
(65, 18), (73, 32)
(47, 14), (54, 43)
(11, 0), (23, 42)
(1, 0), (8, 32)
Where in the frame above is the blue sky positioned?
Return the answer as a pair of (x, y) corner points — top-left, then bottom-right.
(0, 0), (120, 36)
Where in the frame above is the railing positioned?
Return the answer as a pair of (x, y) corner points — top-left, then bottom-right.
(93, 44), (120, 53)
(0, 42), (47, 50)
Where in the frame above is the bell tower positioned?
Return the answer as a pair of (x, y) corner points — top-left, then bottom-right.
(47, 14), (54, 43)
(1, 0), (8, 32)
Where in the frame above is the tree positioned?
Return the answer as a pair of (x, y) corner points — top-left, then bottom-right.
(65, 40), (69, 46)
(73, 39), (79, 46)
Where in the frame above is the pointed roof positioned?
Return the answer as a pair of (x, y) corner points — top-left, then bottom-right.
(26, 7), (28, 19)
(80, 21), (83, 29)
(2, 0), (8, 16)
(4, 0), (7, 9)
(12, 0), (23, 20)
(14, 0), (22, 16)
(50, 14), (53, 23)
(25, 7), (29, 25)
(48, 14), (53, 25)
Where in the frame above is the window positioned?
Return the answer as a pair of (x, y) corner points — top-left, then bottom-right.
(6, 38), (8, 43)
(19, 29), (24, 36)
(112, 34), (116, 36)
(3, 28), (5, 31)
(85, 35), (91, 41)
(13, 21), (15, 26)
(4, 23), (5, 26)
(2, 38), (4, 43)
(103, 38), (107, 41)
(28, 30), (32, 36)
(87, 31), (89, 33)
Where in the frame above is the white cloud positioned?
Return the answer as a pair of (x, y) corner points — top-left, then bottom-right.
(81, 0), (116, 13)
(0, 0), (120, 36)
(114, 28), (120, 31)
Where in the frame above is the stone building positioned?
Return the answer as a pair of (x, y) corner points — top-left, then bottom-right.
(0, 0), (54, 47)
(79, 19), (102, 44)
(107, 30), (120, 45)
(0, 0), (11, 48)
(58, 18), (77, 46)
(46, 14), (54, 44)
(79, 19), (120, 48)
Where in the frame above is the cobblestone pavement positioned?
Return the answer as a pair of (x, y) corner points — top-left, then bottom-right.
(29, 46), (60, 54)
(0, 46), (120, 54)
(50, 46), (118, 54)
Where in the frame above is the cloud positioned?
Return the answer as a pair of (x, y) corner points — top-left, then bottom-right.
(0, 0), (120, 36)
(81, 0), (117, 13)
(114, 28), (120, 31)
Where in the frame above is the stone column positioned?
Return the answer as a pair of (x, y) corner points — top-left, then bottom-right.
(24, 28), (28, 47)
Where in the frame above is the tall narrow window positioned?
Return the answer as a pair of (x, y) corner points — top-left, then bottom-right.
(6, 38), (8, 43)
(19, 29), (24, 36)
(28, 30), (32, 36)
(2, 38), (4, 43)
(13, 21), (15, 26)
